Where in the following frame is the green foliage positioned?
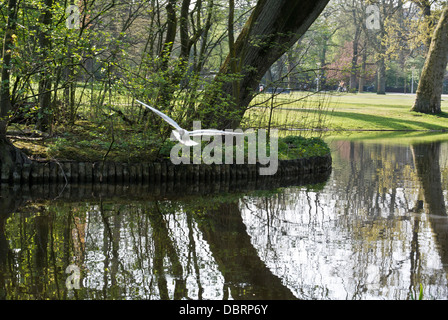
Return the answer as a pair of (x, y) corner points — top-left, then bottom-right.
(410, 283), (424, 300)
(45, 120), (164, 162)
(279, 135), (330, 160)
(41, 117), (329, 163)
(419, 283), (424, 301)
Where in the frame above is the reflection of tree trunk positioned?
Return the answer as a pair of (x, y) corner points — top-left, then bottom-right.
(150, 203), (187, 300)
(198, 202), (297, 300)
(35, 214), (50, 297)
(0, 212), (8, 299)
(186, 213), (204, 299)
(409, 194), (424, 294)
(412, 143), (446, 216)
(408, 216), (421, 299)
(411, 142), (448, 274)
(111, 211), (122, 296)
(0, 188), (21, 299)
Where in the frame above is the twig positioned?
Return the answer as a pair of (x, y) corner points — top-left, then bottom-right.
(49, 157), (68, 201)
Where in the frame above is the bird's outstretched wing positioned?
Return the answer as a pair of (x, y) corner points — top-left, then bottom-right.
(189, 129), (244, 137)
(135, 100), (183, 131)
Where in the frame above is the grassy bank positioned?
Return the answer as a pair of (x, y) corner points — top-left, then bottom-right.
(8, 121), (330, 163)
(11, 91), (444, 162)
(247, 92), (448, 132)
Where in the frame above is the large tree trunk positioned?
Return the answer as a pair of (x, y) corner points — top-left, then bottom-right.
(0, 0), (30, 174)
(349, 25), (361, 91)
(376, 57), (386, 95)
(36, 0), (53, 132)
(0, 137), (30, 182)
(199, 0), (330, 129)
(0, 0), (18, 138)
(411, 4), (448, 114)
(358, 42), (367, 93)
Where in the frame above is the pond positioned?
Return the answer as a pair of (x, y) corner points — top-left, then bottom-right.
(1, 134), (448, 300)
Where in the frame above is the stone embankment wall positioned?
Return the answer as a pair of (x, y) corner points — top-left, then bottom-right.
(0, 154), (332, 186)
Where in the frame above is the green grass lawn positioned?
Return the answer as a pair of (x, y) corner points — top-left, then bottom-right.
(10, 91), (448, 161)
(248, 92), (448, 132)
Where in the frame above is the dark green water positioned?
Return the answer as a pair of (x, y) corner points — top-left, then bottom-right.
(1, 136), (448, 300)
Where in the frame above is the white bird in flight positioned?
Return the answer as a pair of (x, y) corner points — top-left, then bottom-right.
(136, 99), (243, 146)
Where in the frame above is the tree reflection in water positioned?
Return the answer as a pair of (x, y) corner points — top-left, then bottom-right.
(1, 139), (448, 300)
(241, 140), (448, 300)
